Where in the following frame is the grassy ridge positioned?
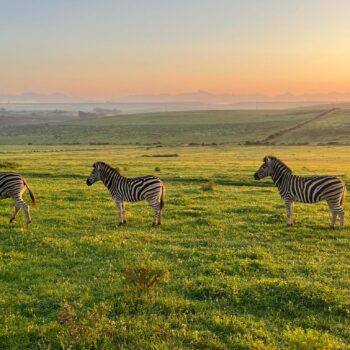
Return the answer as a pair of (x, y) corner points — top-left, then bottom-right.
(0, 146), (349, 349)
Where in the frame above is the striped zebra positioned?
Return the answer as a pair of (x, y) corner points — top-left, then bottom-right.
(254, 156), (346, 229)
(0, 172), (35, 225)
(86, 162), (165, 226)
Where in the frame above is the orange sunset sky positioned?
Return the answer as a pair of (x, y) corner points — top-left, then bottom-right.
(1, 0), (350, 100)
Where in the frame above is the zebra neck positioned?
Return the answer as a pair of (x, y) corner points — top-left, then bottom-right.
(271, 167), (292, 189)
(101, 169), (122, 191)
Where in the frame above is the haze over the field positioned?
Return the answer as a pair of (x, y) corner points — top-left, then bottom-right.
(1, 0), (350, 101)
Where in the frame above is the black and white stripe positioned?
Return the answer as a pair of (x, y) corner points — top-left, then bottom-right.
(87, 162), (165, 226)
(254, 156), (346, 228)
(0, 172), (35, 224)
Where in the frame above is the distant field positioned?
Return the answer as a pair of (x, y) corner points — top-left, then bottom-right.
(0, 110), (79, 128)
(0, 145), (349, 349)
(0, 109), (337, 146)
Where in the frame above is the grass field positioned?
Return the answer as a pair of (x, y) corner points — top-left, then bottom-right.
(0, 145), (349, 349)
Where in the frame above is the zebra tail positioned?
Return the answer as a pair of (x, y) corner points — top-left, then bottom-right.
(24, 178), (36, 206)
(160, 185), (165, 210)
(340, 186), (346, 207)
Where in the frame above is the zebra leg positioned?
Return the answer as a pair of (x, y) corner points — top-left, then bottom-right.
(115, 199), (124, 226)
(152, 210), (158, 226)
(339, 211), (345, 229)
(285, 201), (293, 226)
(327, 200), (343, 229)
(122, 201), (126, 224)
(10, 204), (20, 223)
(19, 200), (31, 224)
(334, 206), (345, 229)
(329, 211), (337, 229)
(148, 198), (160, 226)
(157, 207), (162, 225)
(290, 202), (294, 226)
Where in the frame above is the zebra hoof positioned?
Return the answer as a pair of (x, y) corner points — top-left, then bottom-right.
(118, 222), (124, 227)
(329, 226), (335, 230)
(9, 219), (14, 223)
(123, 220), (127, 224)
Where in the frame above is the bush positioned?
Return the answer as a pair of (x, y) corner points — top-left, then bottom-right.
(57, 302), (117, 349)
(154, 166), (161, 172)
(0, 161), (20, 169)
(123, 260), (170, 294)
(201, 181), (215, 191)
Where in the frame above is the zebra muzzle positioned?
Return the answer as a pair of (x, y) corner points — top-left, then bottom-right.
(86, 179), (92, 186)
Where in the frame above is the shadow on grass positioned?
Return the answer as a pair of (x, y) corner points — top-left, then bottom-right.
(165, 176), (274, 188)
(24, 172), (87, 180)
(235, 279), (349, 319)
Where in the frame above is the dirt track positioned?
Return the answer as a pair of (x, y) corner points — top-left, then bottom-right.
(263, 108), (339, 143)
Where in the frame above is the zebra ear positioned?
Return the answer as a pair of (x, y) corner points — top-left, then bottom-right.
(263, 156), (272, 164)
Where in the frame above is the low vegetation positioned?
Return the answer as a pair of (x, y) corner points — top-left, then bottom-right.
(0, 161), (20, 169)
(123, 259), (170, 293)
(201, 180), (216, 191)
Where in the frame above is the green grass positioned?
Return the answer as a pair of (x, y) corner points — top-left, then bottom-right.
(0, 146), (349, 349)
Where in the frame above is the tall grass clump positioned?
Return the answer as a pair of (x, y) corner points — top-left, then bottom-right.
(201, 181), (215, 191)
(0, 161), (20, 169)
(57, 302), (117, 349)
(123, 259), (170, 294)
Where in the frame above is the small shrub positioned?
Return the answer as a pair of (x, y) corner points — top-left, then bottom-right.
(123, 167), (128, 171)
(0, 161), (20, 169)
(154, 166), (161, 172)
(284, 327), (345, 350)
(57, 302), (117, 349)
(123, 260), (170, 293)
(115, 167), (121, 173)
(201, 181), (215, 191)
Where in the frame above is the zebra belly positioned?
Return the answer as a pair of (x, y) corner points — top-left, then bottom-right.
(286, 191), (322, 203)
(113, 194), (144, 203)
(293, 197), (322, 204)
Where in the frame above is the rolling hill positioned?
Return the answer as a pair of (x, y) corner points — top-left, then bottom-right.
(0, 109), (349, 146)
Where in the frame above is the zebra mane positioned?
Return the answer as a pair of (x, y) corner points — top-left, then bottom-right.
(264, 156), (292, 173)
(94, 161), (120, 174)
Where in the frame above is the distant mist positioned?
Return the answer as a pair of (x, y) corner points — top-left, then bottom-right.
(2, 91), (350, 111)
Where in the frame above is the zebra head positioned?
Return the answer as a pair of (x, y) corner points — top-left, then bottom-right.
(254, 156), (272, 180)
(87, 162), (103, 186)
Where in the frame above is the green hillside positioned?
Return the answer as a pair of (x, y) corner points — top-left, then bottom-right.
(1, 108), (350, 146)
(0, 109), (324, 146)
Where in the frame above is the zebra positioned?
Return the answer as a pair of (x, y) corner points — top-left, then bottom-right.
(86, 162), (165, 226)
(254, 156), (346, 229)
(0, 172), (35, 225)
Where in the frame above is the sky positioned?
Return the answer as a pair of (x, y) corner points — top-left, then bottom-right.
(1, 0), (350, 100)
